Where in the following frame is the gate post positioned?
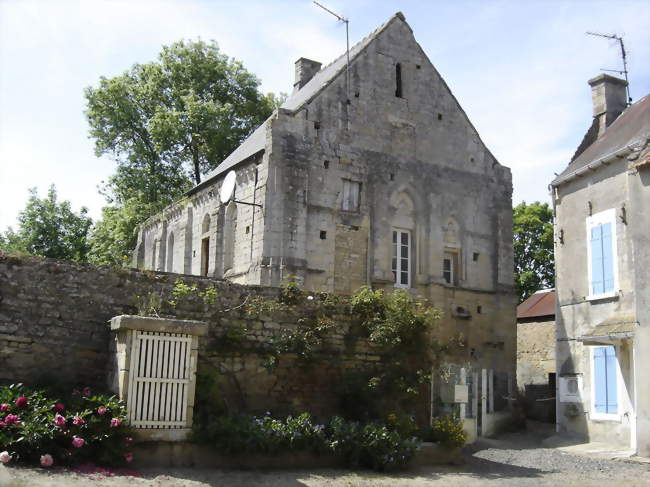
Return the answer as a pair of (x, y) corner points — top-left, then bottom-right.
(108, 315), (208, 441)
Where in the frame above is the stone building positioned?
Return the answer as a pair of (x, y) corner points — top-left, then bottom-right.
(516, 289), (556, 422)
(135, 13), (516, 437)
(550, 74), (650, 455)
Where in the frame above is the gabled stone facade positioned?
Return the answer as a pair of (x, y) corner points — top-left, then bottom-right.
(134, 13), (516, 437)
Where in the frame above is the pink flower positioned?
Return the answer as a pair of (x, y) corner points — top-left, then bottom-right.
(40, 454), (54, 467)
(97, 407), (107, 416)
(72, 389), (80, 396)
(82, 387), (92, 397)
(54, 414), (66, 427)
(15, 396), (28, 408)
(125, 437), (133, 443)
(124, 452), (133, 463)
(53, 403), (65, 413)
(72, 416), (85, 426)
(0, 421), (5, 428)
(71, 436), (85, 448)
(4, 414), (20, 425)
(110, 418), (122, 428)
(0, 404), (9, 412)
(0, 451), (10, 464)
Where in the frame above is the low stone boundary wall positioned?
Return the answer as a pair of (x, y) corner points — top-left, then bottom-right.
(0, 254), (384, 416)
(132, 441), (461, 469)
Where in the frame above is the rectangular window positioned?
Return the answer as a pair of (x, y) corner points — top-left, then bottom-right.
(443, 251), (458, 285)
(592, 345), (618, 417)
(392, 229), (411, 288)
(587, 209), (617, 298)
(342, 179), (361, 211)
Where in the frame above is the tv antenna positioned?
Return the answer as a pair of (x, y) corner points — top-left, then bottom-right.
(313, 1), (350, 102)
(586, 31), (632, 104)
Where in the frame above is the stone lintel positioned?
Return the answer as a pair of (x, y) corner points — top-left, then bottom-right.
(110, 315), (208, 336)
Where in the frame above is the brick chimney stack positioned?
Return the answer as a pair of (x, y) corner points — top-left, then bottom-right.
(589, 74), (628, 137)
(293, 58), (322, 93)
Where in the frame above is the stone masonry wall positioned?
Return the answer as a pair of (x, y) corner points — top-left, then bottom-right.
(0, 254), (385, 417)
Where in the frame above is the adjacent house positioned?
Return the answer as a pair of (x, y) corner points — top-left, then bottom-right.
(517, 289), (556, 423)
(134, 12), (517, 438)
(550, 74), (650, 455)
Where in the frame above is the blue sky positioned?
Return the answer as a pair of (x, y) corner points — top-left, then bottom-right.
(1, 0), (649, 231)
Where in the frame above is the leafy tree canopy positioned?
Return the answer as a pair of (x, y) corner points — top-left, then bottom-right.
(0, 186), (92, 262)
(513, 201), (555, 302)
(85, 38), (278, 189)
(85, 39), (282, 266)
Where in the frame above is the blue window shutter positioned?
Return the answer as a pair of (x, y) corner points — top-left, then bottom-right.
(605, 346), (618, 413)
(593, 347), (607, 413)
(591, 226), (604, 295)
(601, 223), (614, 293)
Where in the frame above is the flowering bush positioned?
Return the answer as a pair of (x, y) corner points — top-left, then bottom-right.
(0, 383), (133, 467)
(420, 414), (467, 448)
(195, 411), (418, 471)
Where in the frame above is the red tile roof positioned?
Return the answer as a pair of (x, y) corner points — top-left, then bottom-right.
(517, 290), (555, 320)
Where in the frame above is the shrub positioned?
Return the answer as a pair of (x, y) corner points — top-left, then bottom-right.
(420, 415), (467, 448)
(194, 411), (418, 471)
(327, 416), (418, 471)
(197, 411), (325, 455)
(0, 383), (133, 467)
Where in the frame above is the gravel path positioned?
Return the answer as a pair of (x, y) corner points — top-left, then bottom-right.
(2, 428), (649, 486)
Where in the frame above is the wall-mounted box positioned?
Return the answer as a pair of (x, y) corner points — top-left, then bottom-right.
(440, 383), (469, 403)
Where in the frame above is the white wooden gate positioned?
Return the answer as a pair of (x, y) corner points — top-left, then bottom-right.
(127, 331), (193, 429)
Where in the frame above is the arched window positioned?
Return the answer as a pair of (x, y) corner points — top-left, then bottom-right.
(166, 232), (174, 272)
(223, 202), (237, 273)
(200, 214), (211, 276)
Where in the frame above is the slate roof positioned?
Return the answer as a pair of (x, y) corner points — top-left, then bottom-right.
(552, 94), (650, 186)
(190, 12), (405, 194)
(517, 289), (555, 320)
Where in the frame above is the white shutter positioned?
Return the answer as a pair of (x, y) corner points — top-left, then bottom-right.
(127, 331), (193, 429)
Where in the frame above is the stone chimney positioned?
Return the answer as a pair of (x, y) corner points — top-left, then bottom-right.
(293, 58), (322, 92)
(589, 74), (628, 137)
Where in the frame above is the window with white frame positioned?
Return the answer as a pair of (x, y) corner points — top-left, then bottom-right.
(342, 179), (361, 211)
(392, 229), (411, 288)
(587, 209), (617, 298)
(591, 345), (618, 418)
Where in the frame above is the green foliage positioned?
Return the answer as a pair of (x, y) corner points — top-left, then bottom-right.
(85, 39), (278, 265)
(87, 199), (160, 267)
(327, 416), (418, 471)
(0, 383), (132, 467)
(0, 186), (92, 262)
(194, 411), (417, 471)
(420, 415), (467, 448)
(513, 201), (555, 302)
(196, 412), (326, 456)
(85, 38), (275, 187)
(351, 286), (440, 348)
(168, 278), (219, 308)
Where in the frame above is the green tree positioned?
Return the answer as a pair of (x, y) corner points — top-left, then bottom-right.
(0, 186), (92, 262)
(85, 39), (278, 265)
(513, 201), (555, 302)
(85, 38), (276, 187)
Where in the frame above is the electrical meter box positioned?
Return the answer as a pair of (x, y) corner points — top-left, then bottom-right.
(440, 383), (469, 403)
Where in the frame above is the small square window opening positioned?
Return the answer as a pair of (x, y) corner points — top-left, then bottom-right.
(320, 230), (327, 240)
(473, 252), (479, 261)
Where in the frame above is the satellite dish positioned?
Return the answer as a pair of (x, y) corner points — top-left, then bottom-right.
(220, 170), (236, 204)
